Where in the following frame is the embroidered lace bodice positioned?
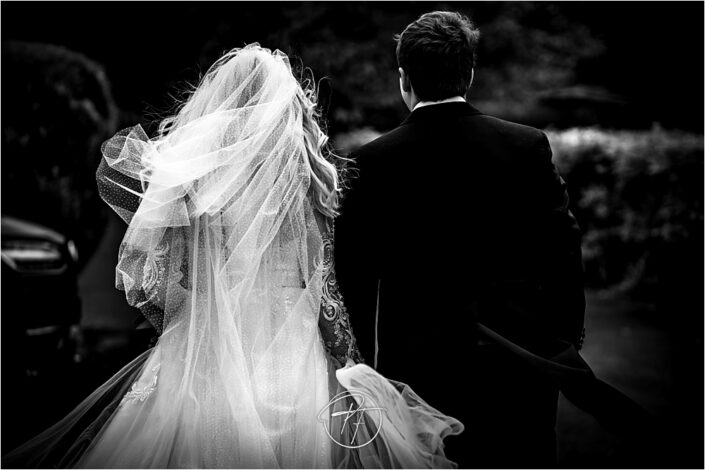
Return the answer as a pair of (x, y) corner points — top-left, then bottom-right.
(136, 215), (363, 368)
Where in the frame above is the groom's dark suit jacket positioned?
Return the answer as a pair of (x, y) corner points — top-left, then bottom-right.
(335, 102), (586, 467)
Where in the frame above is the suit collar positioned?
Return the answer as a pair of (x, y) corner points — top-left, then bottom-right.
(401, 101), (482, 126)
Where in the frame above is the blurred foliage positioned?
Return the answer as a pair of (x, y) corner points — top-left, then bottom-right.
(3, 2), (702, 132)
(1, 3), (702, 280)
(1, 42), (118, 264)
(548, 127), (703, 310)
(193, 2), (607, 133)
(332, 128), (382, 155)
(465, 3), (605, 125)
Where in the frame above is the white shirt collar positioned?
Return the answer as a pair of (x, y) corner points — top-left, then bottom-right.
(413, 96), (466, 111)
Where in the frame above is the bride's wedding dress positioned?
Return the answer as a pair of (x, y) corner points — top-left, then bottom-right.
(3, 44), (462, 469)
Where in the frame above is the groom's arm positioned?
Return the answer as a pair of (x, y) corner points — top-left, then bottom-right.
(334, 150), (381, 365)
(533, 132), (586, 347)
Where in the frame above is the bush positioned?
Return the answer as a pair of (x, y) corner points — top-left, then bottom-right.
(2, 42), (119, 265)
(547, 127), (703, 308)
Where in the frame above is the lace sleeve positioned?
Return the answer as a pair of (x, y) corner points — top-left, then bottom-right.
(118, 227), (190, 335)
(97, 154), (190, 335)
(319, 219), (364, 367)
(141, 229), (189, 326)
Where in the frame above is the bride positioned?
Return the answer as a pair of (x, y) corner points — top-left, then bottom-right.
(3, 44), (463, 469)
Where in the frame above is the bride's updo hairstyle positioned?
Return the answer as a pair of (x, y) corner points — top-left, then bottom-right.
(157, 44), (342, 218)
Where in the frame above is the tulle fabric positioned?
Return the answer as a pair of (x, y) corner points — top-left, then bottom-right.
(1, 349), (152, 468)
(336, 365), (464, 468)
(3, 44), (463, 468)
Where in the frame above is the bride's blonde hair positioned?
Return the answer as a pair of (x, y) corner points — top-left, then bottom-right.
(156, 46), (344, 219)
(295, 77), (344, 219)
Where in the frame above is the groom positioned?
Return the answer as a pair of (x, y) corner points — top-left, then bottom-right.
(335, 11), (586, 468)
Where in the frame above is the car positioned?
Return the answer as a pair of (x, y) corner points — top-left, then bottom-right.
(1, 214), (82, 378)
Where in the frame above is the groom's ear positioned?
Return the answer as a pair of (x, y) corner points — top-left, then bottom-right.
(399, 67), (412, 93)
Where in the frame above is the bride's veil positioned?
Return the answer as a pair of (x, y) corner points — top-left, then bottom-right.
(101, 43), (324, 330)
(90, 44), (333, 467)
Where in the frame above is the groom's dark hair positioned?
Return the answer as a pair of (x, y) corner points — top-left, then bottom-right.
(395, 11), (480, 101)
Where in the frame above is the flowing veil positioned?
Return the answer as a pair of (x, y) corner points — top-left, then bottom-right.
(3, 44), (462, 469)
(90, 43), (338, 468)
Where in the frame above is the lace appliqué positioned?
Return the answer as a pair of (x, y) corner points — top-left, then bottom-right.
(139, 234), (187, 334)
(319, 221), (363, 366)
(142, 242), (169, 296)
(122, 364), (161, 404)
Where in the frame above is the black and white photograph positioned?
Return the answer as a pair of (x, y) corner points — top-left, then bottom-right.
(1, 2), (703, 468)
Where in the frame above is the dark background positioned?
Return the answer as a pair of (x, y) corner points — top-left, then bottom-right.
(1, 2), (703, 467)
(3, 2), (704, 133)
